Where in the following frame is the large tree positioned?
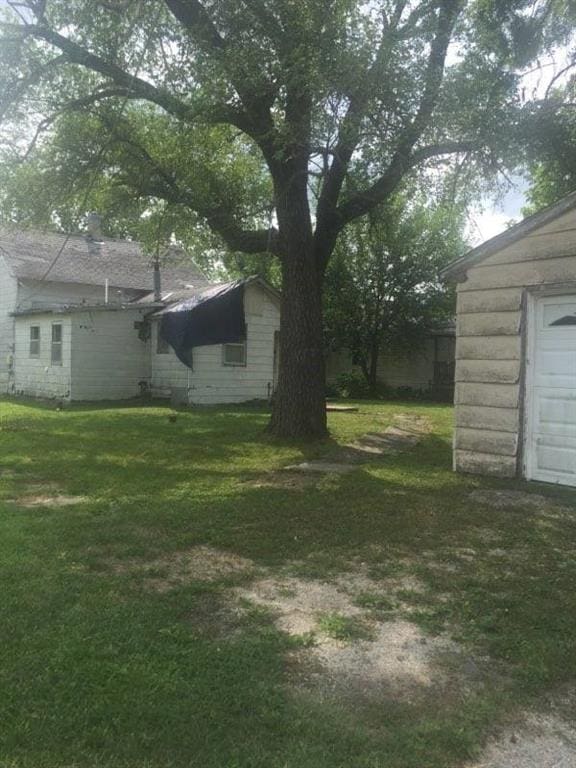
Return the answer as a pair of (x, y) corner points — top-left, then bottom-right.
(0, 0), (574, 437)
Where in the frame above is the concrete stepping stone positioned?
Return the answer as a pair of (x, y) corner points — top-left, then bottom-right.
(326, 404), (359, 413)
(283, 415), (431, 474)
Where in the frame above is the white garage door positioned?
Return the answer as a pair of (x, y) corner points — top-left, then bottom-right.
(526, 295), (576, 487)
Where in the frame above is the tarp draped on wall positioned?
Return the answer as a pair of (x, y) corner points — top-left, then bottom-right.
(159, 280), (247, 369)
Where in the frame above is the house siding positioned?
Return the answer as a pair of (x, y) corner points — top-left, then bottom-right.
(70, 308), (151, 401)
(13, 314), (72, 399)
(151, 283), (280, 404)
(454, 205), (576, 478)
(0, 255), (18, 394)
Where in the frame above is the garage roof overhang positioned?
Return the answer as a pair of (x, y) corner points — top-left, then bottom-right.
(441, 189), (576, 281)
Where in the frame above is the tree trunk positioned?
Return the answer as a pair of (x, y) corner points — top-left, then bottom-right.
(368, 339), (380, 394)
(268, 249), (328, 439)
(268, 165), (328, 439)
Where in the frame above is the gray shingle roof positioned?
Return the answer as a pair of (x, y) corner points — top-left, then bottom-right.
(0, 227), (210, 292)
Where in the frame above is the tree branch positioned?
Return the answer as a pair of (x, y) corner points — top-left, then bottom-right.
(164, 0), (226, 51)
(102, 123), (279, 255)
(164, 0), (277, 114)
(313, 0), (420, 263)
(22, 24), (200, 117)
(3, 20), (275, 146)
(336, 0), (463, 226)
(410, 141), (478, 164)
(0, 53), (67, 121)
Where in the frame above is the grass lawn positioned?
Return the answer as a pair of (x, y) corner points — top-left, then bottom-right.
(0, 398), (575, 768)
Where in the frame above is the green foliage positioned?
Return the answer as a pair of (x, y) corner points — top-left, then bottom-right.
(334, 371), (372, 399)
(522, 91), (576, 213)
(324, 191), (465, 390)
(0, 0), (572, 252)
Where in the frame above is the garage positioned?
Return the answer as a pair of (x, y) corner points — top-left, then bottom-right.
(443, 191), (576, 487)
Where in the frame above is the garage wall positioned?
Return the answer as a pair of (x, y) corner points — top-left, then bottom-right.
(151, 283), (280, 404)
(454, 205), (576, 478)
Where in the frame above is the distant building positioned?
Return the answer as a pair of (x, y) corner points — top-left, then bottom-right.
(0, 227), (279, 404)
(326, 326), (455, 401)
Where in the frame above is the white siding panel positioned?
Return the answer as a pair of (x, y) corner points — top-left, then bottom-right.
(14, 314), (72, 399)
(455, 449), (517, 478)
(456, 287), (524, 314)
(456, 359), (520, 384)
(456, 336), (521, 361)
(455, 383), (520, 408)
(461, 256), (576, 291)
(71, 309), (150, 400)
(456, 404), (519, 433)
(0, 255), (17, 394)
(455, 427), (518, 457)
(480, 208), (576, 267)
(457, 312), (521, 336)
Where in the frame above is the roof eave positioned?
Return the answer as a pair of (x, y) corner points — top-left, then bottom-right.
(11, 303), (157, 317)
(441, 189), (576, 280)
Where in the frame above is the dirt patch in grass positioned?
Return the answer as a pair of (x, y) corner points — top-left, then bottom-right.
(242, 471), (321, 490)
(8, 493), (89, 508)
(111, 545), (256, 592)
(236, 576), (364, 635)
(235, 570), (482, 706)
(469, 489), (572, 514)
(295, 619), (466, 703)
(391, 412), (432, 436)
(468, 711), (576, 767)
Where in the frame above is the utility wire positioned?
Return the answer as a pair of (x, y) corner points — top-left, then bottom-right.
(12, 4), (164, 309)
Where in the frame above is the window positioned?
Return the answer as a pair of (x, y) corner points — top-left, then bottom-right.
(51, 323), (63, 365)
(222, 341), (247, 366)
(29, 326), (40, 358)
(156, 330), (170, 354)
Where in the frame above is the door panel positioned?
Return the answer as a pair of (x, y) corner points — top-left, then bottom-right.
(527, 295), (576, 486)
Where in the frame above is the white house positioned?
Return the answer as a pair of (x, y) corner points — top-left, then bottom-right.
(0, 226), (280, 404)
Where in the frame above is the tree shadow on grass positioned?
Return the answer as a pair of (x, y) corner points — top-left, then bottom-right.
(2, 403), (576, 767)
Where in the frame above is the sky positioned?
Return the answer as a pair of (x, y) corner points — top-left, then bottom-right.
(467, 179), (529, 246)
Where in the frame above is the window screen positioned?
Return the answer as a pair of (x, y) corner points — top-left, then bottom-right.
(222, 341), (246, 366)
(29, 326), (40, 358)
(51, 324), (63, 365)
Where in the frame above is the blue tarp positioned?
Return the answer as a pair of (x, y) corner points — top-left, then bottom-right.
(159, 280), (247, 369)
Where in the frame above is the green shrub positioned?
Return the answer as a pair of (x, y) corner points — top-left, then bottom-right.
(334, 371), (371, 399)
